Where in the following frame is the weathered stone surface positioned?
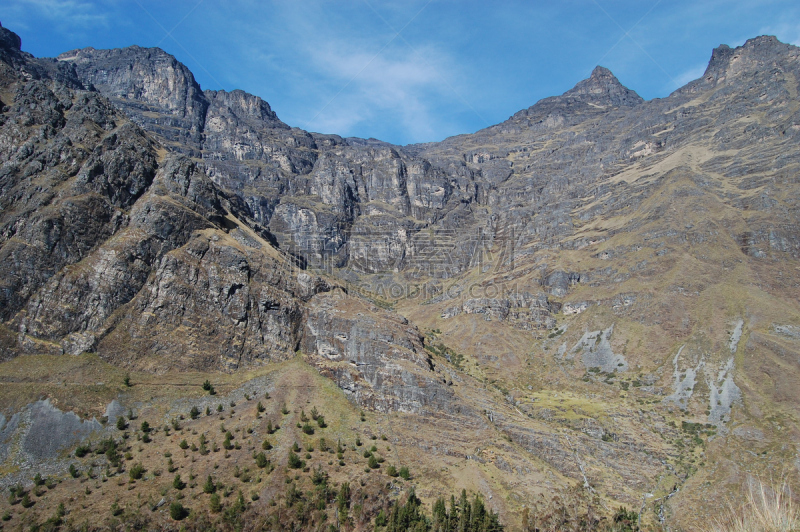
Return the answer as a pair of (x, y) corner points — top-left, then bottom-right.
(3, 25), (800, 528)
(301, 290), (460, 414)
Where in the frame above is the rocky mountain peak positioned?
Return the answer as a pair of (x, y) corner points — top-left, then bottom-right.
(56, 45), (205, 110)
(561, 65), (644, 107)
(4, 22), (800, 530)
(0, 25), (22, 54)
(702, 35), (799, 84)
(507, 64), (642, 124)
(204, 88), (287, 128)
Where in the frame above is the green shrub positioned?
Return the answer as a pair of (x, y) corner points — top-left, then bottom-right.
(612, 506), (638, 531)
(255, 452), (269, 469)
(209, 493), (222, 513)
(179, 439), (189, 450)
(311, 465), (328, 486)
(20, 493), (33, 508)
(288, 451), (305, 469)
(129, 463), (145, 480)
(75, 444), (91, 457)
(399, 466), (410, 480)
(203, 475), (216, 494)
(169, 501), (187, 520)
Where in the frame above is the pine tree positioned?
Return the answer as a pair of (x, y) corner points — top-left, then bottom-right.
(458, 489), (470, 532)
(287, 451), (304, 469)
(209, 493), (222, 513)
(337, 482), (351, 527)
(255, 452), (269, 468)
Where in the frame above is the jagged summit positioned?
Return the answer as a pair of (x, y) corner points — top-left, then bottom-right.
(700, 34), (799, 85)
(0, 25), (21, 53)
(3, 21), (800, 530)
(506, 65), (642, 124)
(561, 65), (644, 107)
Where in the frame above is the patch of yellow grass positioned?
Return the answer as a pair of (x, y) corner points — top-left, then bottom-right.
(707, 479), (799, 532)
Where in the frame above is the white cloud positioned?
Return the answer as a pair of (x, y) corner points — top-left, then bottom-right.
(223, 0), (474, 143)
(5, 0), (111, 36)
(300, 40), (455, 139)
(673, 63), (707, 87)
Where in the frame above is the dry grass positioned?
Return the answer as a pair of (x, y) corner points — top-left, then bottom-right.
(707, 479), (799, 532)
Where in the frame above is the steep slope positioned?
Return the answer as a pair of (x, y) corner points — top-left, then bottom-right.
(0, 22), (465, 442)
(400, 35), (800, 530)
(1, 22), (800, 530)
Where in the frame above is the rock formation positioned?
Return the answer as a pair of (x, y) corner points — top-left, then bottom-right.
(2, 23), (800, 529)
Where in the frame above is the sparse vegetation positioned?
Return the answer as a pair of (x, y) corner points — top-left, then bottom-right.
(169, 501), (187, 520)
(255, 451), (270, 469)
(288, 451), (305, 469)
(706, 479), (798, 532)
(129, 462), (145, 480)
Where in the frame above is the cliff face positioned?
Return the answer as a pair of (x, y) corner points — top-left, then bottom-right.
(0, 26), (449, 416)
(3, 23), (800, 529)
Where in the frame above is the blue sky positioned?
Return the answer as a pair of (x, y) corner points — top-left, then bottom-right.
(4, 1), (800, 145)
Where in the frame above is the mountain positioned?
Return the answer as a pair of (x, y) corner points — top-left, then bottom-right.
(1, 22), (800, 530)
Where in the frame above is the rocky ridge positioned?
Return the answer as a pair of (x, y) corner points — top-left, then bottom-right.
(1, 23), (800, 530)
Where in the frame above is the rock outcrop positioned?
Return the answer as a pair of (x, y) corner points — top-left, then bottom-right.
(3, 25), (800, 529)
